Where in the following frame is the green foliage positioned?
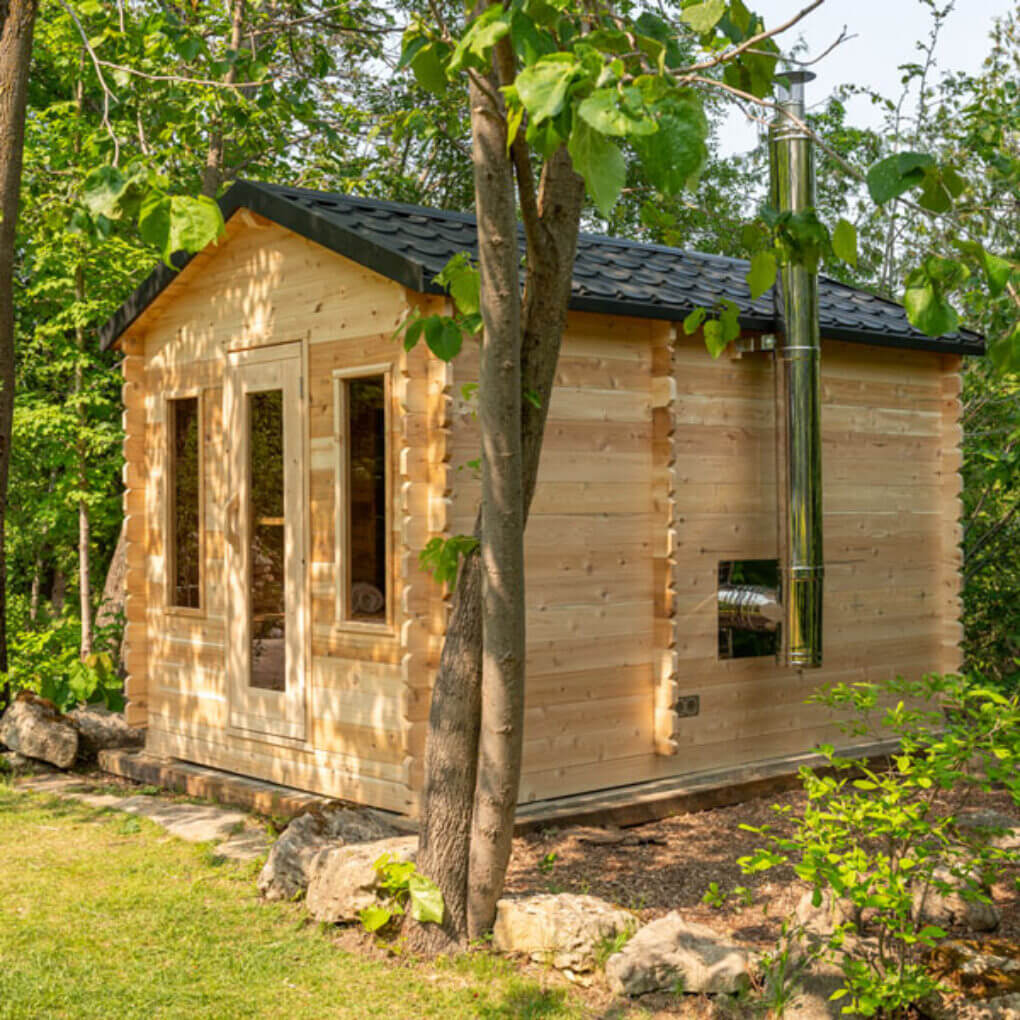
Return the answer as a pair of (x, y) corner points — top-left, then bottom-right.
(419, 535), (480, 589)
(358, 853), (445, 934)
(5, 597), (125, 712)
(739, 673), (1020, 1017)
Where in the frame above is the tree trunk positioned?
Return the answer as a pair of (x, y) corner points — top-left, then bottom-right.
(75, 263), (92, 658)
(413, 146), (584, 947)
(30, 557), (41, 623)
(0, 0), (39, 706)
(201, 0), (245, 198)
(464, 65), (525, 939)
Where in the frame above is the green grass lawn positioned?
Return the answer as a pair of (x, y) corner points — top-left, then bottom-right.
(0, 783), (610, 1020)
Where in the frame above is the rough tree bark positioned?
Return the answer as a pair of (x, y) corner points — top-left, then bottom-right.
(0, 0), (39, 705)
(464, 65), (525, 940)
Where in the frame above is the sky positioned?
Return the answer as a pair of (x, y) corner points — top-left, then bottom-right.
(719, 0), (1013, 152)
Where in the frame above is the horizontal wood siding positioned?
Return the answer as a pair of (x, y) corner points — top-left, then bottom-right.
(125, 214), (434, 814)
(448, 311), (660, 804)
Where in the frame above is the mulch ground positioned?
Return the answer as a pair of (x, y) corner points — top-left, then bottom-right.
(502, 786), (1020, 1017)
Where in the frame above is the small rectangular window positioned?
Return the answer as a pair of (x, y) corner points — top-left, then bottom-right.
(169, 396), (201, 609)
(337, 373), (389, 624)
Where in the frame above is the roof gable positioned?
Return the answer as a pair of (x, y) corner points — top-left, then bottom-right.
(100, 180), (984, 356)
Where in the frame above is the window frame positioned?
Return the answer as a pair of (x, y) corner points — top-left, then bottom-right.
(165, 390), (205, 616)
(331, 365), (393, 634)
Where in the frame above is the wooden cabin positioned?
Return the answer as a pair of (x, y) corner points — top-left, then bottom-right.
(100, 181), (980, 819)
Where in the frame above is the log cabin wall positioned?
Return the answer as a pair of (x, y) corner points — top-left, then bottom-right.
(119, 208), (964, 817)
(445, 319), (964, 807)
(119, 213), (446, 815)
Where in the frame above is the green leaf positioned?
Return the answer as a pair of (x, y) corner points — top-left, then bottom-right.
(509, 11), (556, 64)
(516, 53), (579, 124)
(434, 253), (480, 316)
(82, 166), (127, 219)
(448, 5), (510, 73)
(981, 249), (1014, 297)
(407, 874), (445, 924)
(747, 250), (777, 299)
(683, 307), (706, 335)
(703, 319), (727, 358)
(832, 219), (858, 267)
(359, 905), (393, 932)
(681, 0), (726, 33)
(903, 258), (964, 337)
(633, 93), (708, 197)
(866, 152), (935, 205)
(577, 89), (656, 137)
(719, 298), (740, 343)
(409, 42), (449, 93)
(567, 119), (625, 218)
(424, 316), (463, 361)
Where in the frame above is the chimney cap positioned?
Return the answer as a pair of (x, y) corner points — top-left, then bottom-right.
(775, 69), (817, 87)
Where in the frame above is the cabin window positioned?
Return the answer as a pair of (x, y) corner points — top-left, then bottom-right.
(335, 371), (389, 625)
(168, 395), (202, 609)
(718, 559), (779, 660)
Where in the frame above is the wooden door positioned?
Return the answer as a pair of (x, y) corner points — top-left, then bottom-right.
(224, 346), (307, 741)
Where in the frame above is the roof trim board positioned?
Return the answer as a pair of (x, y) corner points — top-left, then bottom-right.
(99, 179), (984, 356)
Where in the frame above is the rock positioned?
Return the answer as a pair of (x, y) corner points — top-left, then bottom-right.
(257, 803), (400, 902)
(605, 912), (755, 997)
(928, 992), (1020, 1020)
(492, 893), (638, 971)
(777, 958), (854, 1019)
(214, 829), (274, 863)
(958, 811), (1020, 853)
(795, 889), (861, 937)
(912, 866), (1000, 933)
(2, 750), (59, 773)
(67, 705), (144, 760)
(305, 835), (417, 923)
(0, 693), (78, 769)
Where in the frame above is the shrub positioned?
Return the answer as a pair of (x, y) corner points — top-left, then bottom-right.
(740, 674), (1020, 1018)
(5, 597), (125, 713)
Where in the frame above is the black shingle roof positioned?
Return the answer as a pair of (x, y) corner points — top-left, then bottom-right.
(99, 179), (984, 355)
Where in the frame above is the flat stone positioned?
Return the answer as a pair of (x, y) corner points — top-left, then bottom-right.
(0, 693), (78, 769)
(16, 773), (89, 795)
(117, 797), (247, 843)
(305, 836), (417, 923)
(214, 829), (274, 863)
(492, 893), (638, 971)
(257, 804), (400, 902)
(605, 912), (755, 996)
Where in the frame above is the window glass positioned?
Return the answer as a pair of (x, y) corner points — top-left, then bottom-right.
(346, 376), (387, 622)
(170, 397), (201, 608)
(248, 390), (286, 691)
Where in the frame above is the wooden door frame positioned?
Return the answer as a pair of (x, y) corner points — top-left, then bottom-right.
(224, 343), (309, 743)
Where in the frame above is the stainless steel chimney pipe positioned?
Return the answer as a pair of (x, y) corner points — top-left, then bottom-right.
(770, 70), (824, 668)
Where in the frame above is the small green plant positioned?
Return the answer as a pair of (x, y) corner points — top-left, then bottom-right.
(538, 851), (558, 875)
(358, 853), (445, 934)
(593, 923), (636, 969)
(702, 882), (753, 909)
(740, 673), (1020, 1018)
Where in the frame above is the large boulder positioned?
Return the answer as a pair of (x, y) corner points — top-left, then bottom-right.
(605, 912), (755, 997)
(912, 867), (1000, 933)
(305, 836), (417, 923)
(0, 693), (78, 769)
(256, 804), (400, 902)
(67, 705), (144, 760)
(492, 894), (638, 972)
